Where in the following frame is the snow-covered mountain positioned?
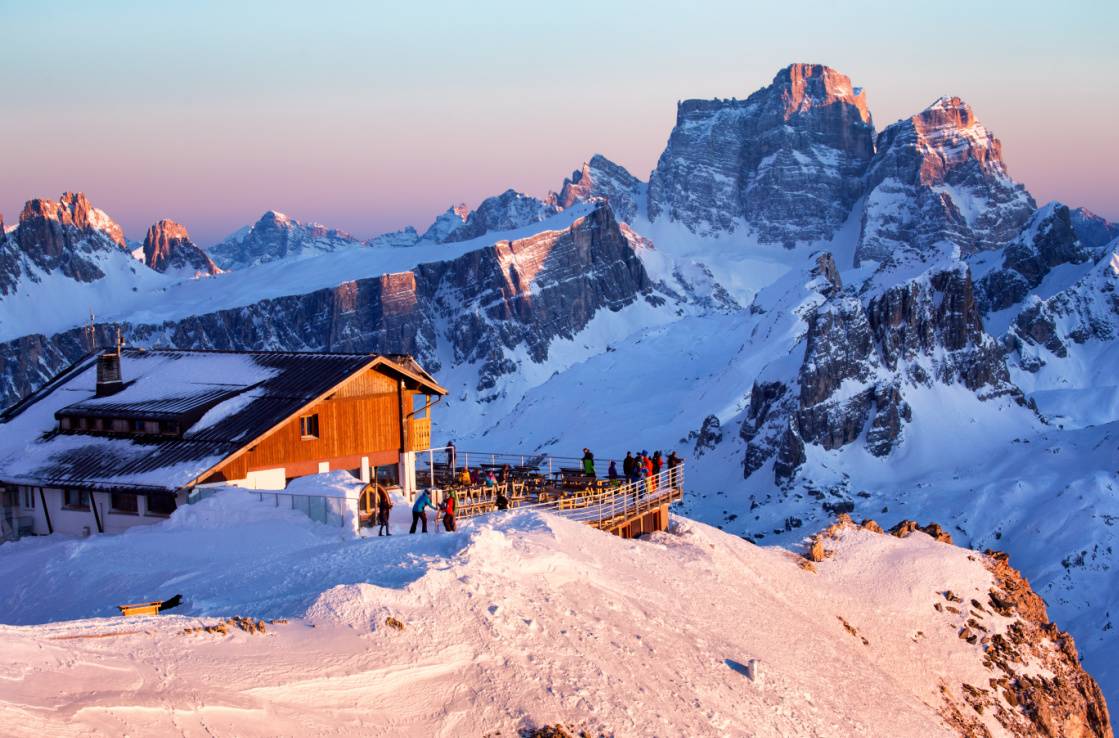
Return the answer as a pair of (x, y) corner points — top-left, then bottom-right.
(207, 210), (362, 269)
(2, 61), (1118, 712)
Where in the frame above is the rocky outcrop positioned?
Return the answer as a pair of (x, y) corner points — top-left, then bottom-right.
(367, 225), (420, 248)
(856, 97), (1035, 268)
(437, 190), (560, 244)
(0, 192), (134, 295)
(0, 204), (657, 406)
(1006, 247), (1119, 370)
(207, 211), (361, 269)
(420, 204), (470, 242)
(556, 155), (644, 223)
(1070, 207), (1119, 251)
(141, 220), (219, 276)
(976, 203), (1090, 313)
(648, 63), (874, 243)
(742, 258), (1022, 484)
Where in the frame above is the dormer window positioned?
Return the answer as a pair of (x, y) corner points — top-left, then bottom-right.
(300, 414), (319, 439)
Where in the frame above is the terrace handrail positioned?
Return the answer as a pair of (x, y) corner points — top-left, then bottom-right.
(450, 463), (684, 531)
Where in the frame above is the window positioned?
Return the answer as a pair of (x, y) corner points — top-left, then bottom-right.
(59, 417), (73, 431)
(146, 494), (177, 517)
(300, 413), (320, 439)
(92, 418), (105, 432)
(110, 492), (138, 514)
(22, 487), (36, 509)
(159, 421), (179, 436)
(76, 417), (88, 430)
(111, 419), (130, 433)
(64, 489), (90, 508)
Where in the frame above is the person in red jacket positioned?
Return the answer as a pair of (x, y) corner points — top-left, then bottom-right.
(644, 451), (656, 494)
(442, 491), (457, 532)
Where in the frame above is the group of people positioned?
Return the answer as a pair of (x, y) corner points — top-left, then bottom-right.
(368, 484), (459, 537)
(618, 449), (681, 491)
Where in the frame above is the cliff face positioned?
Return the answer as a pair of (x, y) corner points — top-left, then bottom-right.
(141, 219), (220, 276)
(0, 204), (655, 405)
(556, 154), (644, 224)
(741, 256), (1023, 484)
(648, 63), (874, 243)
(0, 192), (132, 294)
(856, 97), (1035, 268)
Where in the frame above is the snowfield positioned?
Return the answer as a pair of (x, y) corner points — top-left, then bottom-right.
(0, 489), (1074, 737)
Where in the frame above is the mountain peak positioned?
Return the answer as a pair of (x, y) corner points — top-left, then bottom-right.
(772, 63), (871, 124)
(142, 219), (219, 276)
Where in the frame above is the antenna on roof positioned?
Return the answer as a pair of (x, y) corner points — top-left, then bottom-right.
(84, 310), (96, 353)
(115, 326), (124, 355)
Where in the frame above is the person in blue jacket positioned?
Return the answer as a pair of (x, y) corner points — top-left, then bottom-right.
(410, 490), (437, 534)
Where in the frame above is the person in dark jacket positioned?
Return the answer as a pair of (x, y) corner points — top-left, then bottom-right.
(666, 451), (682, 487)
(582, 448), (596, 477)
(623, 451), (635, 481)
(495, 487), (509, 510)
(445, 440), (456, 471)
(410, 490), (437, 534)
(441, 491), (456, 532)
(607, 460), (618, 479)
(652, 450), (663, 474)
(376, 485), (393, 536)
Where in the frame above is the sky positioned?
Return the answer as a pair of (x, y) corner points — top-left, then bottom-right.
(2, 0), (1116, 246)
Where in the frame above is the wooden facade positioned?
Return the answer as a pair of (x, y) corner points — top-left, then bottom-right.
(198, 361), (443, 486)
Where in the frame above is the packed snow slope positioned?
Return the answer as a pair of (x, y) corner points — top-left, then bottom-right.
(0, 490), (1107, 737)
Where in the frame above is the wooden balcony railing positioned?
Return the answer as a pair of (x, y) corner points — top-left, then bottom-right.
(407, 417), (431, 451)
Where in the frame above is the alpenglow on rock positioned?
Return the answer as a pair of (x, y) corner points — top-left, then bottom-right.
(556, 154), (645, 224)
(647, 63), (874, 243)
(207, 211), (361, 269)
(856, 96), (1035, 268)
(141, 220), (220, 276)
(0, 192), (133, 294)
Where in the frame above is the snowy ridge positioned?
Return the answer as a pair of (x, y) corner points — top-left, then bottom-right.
(0, 491), (1106, 736)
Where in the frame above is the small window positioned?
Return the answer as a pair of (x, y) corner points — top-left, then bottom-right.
(110, 492), (138, 514)
(144, 420), (160, 434)
(59, 417), (73, 431)
(64, 489), (90, 508)
(92, 418), (104, 432)
(131, 419), (145, 433)
(76, 417), (88, 430)
(21, 487), (35, 509)
(111, 419), (129, 433)
(300, 413), (320, 439)
(146, 494), (177, 517)
(159, 421), (179, 436)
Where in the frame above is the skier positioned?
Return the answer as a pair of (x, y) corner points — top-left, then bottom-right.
(376, 484), (393, 536)
(410, 489), (437, 534)
(441, 490), (456, 532)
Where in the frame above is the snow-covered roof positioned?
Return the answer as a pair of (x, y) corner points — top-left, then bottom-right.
(0, 349), (435, 493)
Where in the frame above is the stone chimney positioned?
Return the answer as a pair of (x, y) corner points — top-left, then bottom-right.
(95, 333), (124, 397)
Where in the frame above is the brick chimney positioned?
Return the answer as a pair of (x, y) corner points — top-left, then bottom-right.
(95, 332), (124, 397)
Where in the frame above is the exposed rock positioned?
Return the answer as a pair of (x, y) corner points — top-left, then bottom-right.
(0, 204), (657, 406)
(437, 190), (560, 244)
(556, 154), (644, 223)
(976, 203), (1090, 313)
(1070, 207), (1119, 251)
(420, 204), (470, 242)
(648, 63), (874, 243)
(856, 96), (1035, 268)
(889, 519), (954, 544)
(207, 210), (361, 269)
(141, 219), (219, 276)
(692, 414), (723, 456)
(367, 226), (420, 248)
(0, 192), (134, 294)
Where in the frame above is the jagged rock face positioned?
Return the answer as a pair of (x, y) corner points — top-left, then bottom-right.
(1006, 247), (1119, 370)
(742, 259), (1020, 483)
(648, 63), (874, 243)
(438, 190), (560, 244)
(1070, 207), (1119, 251)
(207, 211), (361, 269)
(0, 205), (655, 405)
(556, 155), (644, 223)
(857, 97), (1035, 267)
(141, 220), (219, 276)
(421, 204), (470, 242)
(976, 203), (1089, 313)
(0, 192), (131, 294)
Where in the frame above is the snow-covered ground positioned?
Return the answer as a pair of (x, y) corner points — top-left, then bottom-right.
(0, 489), (1051, 737)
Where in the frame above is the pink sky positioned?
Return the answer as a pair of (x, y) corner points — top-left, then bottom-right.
(2, 2), (1115, 245)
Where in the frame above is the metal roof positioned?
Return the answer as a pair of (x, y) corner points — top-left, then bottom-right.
(0, 348), (440, 493)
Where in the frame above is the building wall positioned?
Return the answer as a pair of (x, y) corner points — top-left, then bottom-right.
(13, 486), (181, 537)
(208, 366), (429, 483)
